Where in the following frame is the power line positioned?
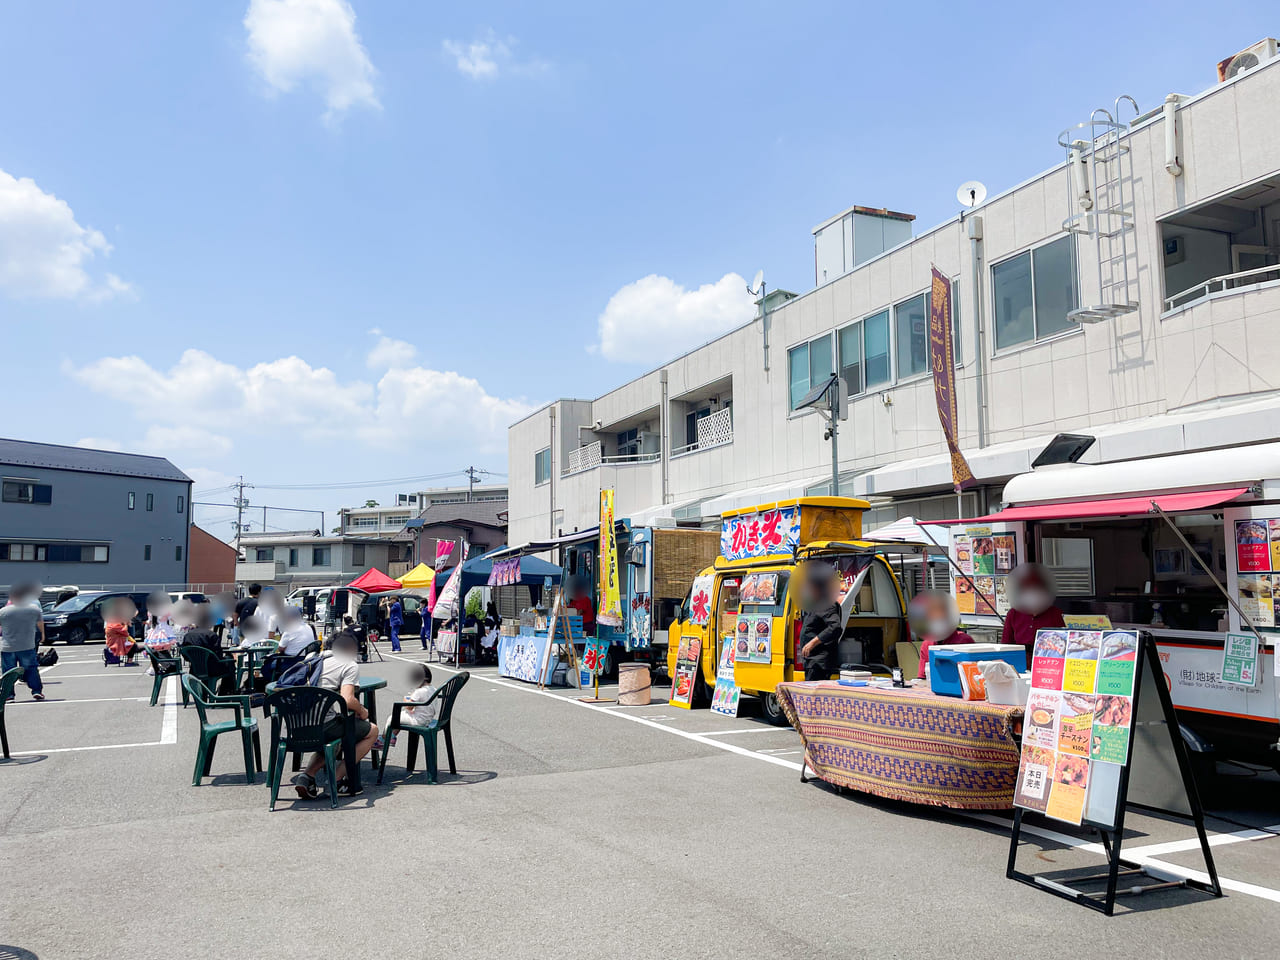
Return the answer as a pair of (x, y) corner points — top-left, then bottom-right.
(253, 470), (470, 492)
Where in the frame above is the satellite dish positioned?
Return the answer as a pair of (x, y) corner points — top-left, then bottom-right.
(750, 269), (765, 295)
(957, 180), (987, 208)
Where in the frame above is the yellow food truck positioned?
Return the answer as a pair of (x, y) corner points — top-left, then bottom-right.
(666, 496), (908, 724)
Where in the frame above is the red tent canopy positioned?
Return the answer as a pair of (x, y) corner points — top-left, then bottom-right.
(347, 568), (403, 593)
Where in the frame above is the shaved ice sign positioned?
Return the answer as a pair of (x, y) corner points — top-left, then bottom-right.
(720, 506), (800, 561)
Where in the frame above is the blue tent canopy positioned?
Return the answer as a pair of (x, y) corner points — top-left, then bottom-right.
(439, 546), (563, 601)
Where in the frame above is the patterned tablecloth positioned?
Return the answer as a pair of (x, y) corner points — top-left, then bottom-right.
(776, 681), (1024, 810)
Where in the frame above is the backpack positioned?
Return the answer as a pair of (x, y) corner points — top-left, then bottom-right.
(38, 648), (59, 667)
(278, 654), (326, 688)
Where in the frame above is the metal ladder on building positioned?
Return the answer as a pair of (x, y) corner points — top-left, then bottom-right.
(1058, 97), (1141, 323)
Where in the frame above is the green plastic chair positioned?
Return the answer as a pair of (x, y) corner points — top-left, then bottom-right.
(1, 665), (22, 759)
(263, 686), (347, 810)
(376, 672), (470, 785)
(145, 647), (188, 707)
(181, 674), (261, 786)
(180, 645), (236, 697)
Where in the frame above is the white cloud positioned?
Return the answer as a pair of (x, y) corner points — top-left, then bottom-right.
(244, 0), (379, 120)
(68, 348), (531, 458)
(366, 335), (417, 370)
(143, 425), (234, 459)
(442, 30), (546, 80)
(595, 272), (756, 364)
(73, 437), (125, 452)
(0, 168), (132, 301)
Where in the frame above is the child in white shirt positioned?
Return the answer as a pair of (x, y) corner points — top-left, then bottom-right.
(403, 664), (438, 726)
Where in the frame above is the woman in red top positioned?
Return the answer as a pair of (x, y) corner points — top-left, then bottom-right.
(102, 597), (142, 665)
(910, 591), (974, 677)
(1000, 563), (1066, 648)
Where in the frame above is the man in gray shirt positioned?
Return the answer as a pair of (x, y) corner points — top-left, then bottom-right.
(0, 582), (46, 700)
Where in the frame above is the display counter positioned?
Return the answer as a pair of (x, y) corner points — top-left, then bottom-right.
(498, 626), (572, 685)
(777, 680), (1024, 810)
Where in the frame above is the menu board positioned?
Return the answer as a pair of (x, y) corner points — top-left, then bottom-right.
(733, 610), (773, 664)
(739, 573), (778, 604)
(1233, 518), (1280, 631)
(670, 635), (702, 708)
(710, 639), (741, 717)
(1014, 628), (1139, 825)
(954, 526), (1016, 619)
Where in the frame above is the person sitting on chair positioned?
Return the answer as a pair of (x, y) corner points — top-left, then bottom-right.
(277, 605), (317, 657)
(181, 604), (234, 693)
(292, 631), (378, 799)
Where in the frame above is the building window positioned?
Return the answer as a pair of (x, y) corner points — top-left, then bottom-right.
(128, 491), (136, 510)
(837, 324), (863, 397)
(788, 334), (833, 410)
(0, 543), (47, 561)
(616, 428), (640, 457)
(177, 495), (185, 513)
(534, 448), (551, 485)
(175, 545), (183, 562)
(894, 293), (929, 379)
(145, 493), (154, 512)
(2, 480), (52, 504)
(862, 310), (890, 389)
(47, 544), (109, 563)
(144, 544), (152, 561)
(350, 516), (379, 530)
(288, 548), (299, 567)
(352, 543), (366, 566)
(312, 546), (331, 567)
(992, 235), (1078, 349)
(383, 514), (410, 528)
(254, 547), (274, 562)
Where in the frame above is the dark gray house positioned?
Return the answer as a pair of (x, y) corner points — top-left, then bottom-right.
(0, 438), (193, 589)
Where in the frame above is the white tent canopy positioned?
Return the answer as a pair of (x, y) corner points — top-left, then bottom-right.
(862, 516), (950, 552)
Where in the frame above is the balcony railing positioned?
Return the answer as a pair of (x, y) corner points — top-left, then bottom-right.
(562, 441), (660, 476)
(1164, 263), (1280, 312)
(672, 407), (734, 458)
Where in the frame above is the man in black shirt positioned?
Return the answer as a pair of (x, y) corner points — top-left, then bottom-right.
(232, 583), (261, 644)
(799, 563), (843, 681)
(181, 603), (234, 693)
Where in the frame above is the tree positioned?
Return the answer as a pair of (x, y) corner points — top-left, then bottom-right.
(465, 588), (484, 619)
(363, 499), (379, 508)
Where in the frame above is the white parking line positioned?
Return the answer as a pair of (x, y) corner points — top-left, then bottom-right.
(161, 675), (178, 744)
(9, 696), (147, 705)
(402, 657), (1280, 906)
(700, 727), (784, 736)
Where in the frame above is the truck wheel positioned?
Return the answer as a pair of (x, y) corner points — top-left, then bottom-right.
(759, 692), (790, 726)
(599, 645), (616, 681)
(67, 626), (88, 646)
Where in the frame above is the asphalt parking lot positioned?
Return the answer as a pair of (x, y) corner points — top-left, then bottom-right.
(1, 642), (1277, 960)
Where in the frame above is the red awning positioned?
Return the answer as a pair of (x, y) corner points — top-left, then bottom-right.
(928, 487), (1249, 525)
(347, 567), (403, 593)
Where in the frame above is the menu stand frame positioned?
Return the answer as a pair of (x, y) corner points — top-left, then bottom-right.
(1006, 632), (1223, 916)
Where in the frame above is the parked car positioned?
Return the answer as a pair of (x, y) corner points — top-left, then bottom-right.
(42, 590), (152, 645)
(168, 591), (207, 605)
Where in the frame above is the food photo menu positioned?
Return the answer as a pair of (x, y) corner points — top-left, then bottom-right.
(1014, 629), (1139, 825)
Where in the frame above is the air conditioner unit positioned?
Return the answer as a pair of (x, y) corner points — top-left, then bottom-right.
(1217, 38), (1278, 82)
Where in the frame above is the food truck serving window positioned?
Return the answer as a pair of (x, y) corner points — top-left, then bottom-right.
(1041, 537), (1095, 596)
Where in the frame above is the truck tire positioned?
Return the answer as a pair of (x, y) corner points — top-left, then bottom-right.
(760, 692), (790, 726)
(693, 671), (713, 708)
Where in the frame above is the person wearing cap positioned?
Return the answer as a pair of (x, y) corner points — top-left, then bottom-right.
(798, 564), (843, 681)
(910, 590), (974, 678)
(1001, 562), (1066, 649)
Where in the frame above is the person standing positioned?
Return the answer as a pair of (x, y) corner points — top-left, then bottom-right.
(388, 597), (404, 653)
(1001, 563), (1066, 649)
(0, 582), (46, 700)
(231, 583), (261, 645)
(798, 564), (843, 682)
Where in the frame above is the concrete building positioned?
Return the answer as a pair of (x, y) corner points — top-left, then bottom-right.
(338, 482), (508, 538)
(0, 438), (191, 589)
(235, 531), (397, 589)
(509, 50), (1280, 549)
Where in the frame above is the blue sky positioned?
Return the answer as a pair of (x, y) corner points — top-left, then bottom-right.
(2, 1), (1277, 537)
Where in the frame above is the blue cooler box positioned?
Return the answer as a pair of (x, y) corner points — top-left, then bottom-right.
(929, 645), (1027, 697)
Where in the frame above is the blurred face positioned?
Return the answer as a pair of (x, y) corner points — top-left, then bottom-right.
(171, 599), (196, 629)
(240, 616), (267, 643)
(106, 598), (137, 623)
(1010, 564), (1056, 616)
(147, 593), (172, 621)
(908, 590), (959, 640)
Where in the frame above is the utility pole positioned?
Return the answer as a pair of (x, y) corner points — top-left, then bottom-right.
(464, 465), (486, 502)
(232, 476), (253, 560)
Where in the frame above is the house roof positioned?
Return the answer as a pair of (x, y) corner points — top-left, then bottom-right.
(414, 499), (509, 528)
(0, 438), (191, 482)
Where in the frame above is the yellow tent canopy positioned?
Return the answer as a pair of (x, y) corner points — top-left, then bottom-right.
(397, 562), (436, 590)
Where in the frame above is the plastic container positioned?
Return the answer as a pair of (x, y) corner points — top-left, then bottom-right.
(929, 644), (1027, 697)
